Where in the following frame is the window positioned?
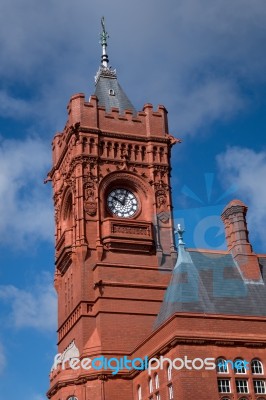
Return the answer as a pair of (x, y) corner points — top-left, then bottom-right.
(168, 384), (174, 399)
(236, 379), (248, 393)
(254, 380), (266, 394)
(155, 373), (159, 390)
(239, 398), (248, 400)
(252, 359), (263, 374)
(218, 379), (231, 393)
(137, 385), (142, 400)
(155, 394), (160, 400)
(217, 358), (229, 373)
(149, 377), (153, 393)
(221, 398), (230, 400)
(234, 359), (247, 374)
(109, 89), (115, 96)
(67, 397), (78, 400)
(167, 364), (172, 381)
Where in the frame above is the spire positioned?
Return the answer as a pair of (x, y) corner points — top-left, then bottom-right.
(100, 16), (109, 68)
(94, 17), (136, 115)
(154, 226), (215, 330)
(95, 17), (117, 84)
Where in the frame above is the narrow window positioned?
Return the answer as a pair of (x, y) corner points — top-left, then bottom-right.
(168, 384), (174, 399)
(155, 373), (159, 389)
(149, 377), (153, 393)
(218, 379), (231, 393)
(254, 380), (266, 394)
(236, 379), (249, 393)
(217, 358), (229, 373)
(137, 385), (142, 400)
(234, 359), (247, 374)
(167, 364), (172, 381)
(251, 359), (263, 374)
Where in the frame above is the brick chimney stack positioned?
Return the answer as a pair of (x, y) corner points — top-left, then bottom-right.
(221, 199), (261, 281)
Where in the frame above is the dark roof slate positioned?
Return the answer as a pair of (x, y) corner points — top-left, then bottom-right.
(95, 75), (136, 114)
(154, 245), (266, 329)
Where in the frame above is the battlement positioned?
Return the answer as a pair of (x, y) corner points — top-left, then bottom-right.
(66, 93), (169, 137)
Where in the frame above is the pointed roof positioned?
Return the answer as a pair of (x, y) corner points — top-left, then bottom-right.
(154, 226), (266, 330)
(94, 17), (136, 114)
(154, 226), (215, 329)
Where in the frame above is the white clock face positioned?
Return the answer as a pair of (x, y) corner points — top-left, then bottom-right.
(107, 188), (138, 218)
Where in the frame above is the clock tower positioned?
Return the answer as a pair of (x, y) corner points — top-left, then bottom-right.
(47, 18), (180, 400)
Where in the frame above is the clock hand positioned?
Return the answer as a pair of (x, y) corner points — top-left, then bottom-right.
(113, 196), (123, 204)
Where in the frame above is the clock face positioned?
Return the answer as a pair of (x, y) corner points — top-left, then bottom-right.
(107, 188), (138, 218)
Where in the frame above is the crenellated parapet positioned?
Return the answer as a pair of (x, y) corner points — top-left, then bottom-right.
(66, 94), (170, 137)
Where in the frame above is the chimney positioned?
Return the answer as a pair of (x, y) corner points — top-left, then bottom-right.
(221, 199), (261, 281)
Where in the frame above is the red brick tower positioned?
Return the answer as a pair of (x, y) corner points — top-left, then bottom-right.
(47, 18), (179, 400)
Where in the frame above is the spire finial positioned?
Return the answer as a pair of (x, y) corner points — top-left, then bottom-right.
(174, 224), (185, 246)
(100, 16), (109, 67)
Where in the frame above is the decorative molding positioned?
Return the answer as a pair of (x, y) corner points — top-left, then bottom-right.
(102, 219), (154, 253)
(100, 171), (150, 197)
(157, 211), (170, 223)
(155, 189), (167, 210)
(84, 180), (97, 216)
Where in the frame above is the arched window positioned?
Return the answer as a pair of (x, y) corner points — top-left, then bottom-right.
(168, 384), (174, 399)
(216, 358), (229, 373)
(155, 373), (159, 389)
(137, 385), (142, 400)
(167, 364), (172, 381)
(67, 397), (78, 400)
(149, 377), (153, 393)
(63, 192), (73, 221)
(251, 359), (263, 374)
(234, 358), (247, 374)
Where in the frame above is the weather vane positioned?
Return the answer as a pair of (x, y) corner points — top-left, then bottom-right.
(100, 16), (109, 67)
(100, 17), (109, 47)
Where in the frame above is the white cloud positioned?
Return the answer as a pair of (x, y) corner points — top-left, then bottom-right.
(0, 136), (53, 247)
(0, 342), (6, 374)
(172, 79), (244, 135)
(0, 0), (265, 133)
(217, 146), (266, 250)
(0, 272), (57, 331)
(0, 91), (32, 119)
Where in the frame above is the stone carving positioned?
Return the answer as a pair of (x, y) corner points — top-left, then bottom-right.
(157, 211), (170, 224)
(168, 134), (181, 147)
(84, 181), (97, 216)
(112, 224), (150, 236)
(156, 189), (167, 209)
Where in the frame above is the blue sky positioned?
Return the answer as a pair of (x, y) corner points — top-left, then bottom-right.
(0, 1), (266, 399)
